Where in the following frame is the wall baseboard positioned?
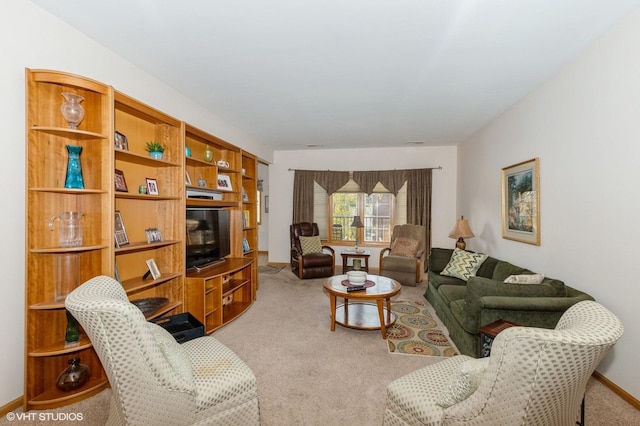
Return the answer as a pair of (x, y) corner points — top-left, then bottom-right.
(0, 396), (22, 417)
(592, 371), (639, 410)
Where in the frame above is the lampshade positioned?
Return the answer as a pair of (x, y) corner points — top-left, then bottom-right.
(351, 215), (364, 228)
(449, 216), (474, 239)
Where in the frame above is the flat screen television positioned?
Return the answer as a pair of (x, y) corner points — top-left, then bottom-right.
(185, 207), (231, 270)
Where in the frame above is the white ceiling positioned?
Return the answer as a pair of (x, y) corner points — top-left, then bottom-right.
(31, 0), (640, 150)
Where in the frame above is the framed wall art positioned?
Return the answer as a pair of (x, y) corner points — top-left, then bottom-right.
(114, 131), (129, 150)
(501, 158), (540, 245)
(146, 178), (159, 195)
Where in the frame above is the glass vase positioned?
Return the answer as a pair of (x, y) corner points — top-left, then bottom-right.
(64, 145), (84, 189)
(60, 92), (85, 129)
(64, 310), (80, 343)
(204, 145), (213, 162)
(56, 358), (90, 391)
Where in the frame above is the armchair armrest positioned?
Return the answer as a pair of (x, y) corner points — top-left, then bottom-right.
(321, 245), (335, 259)
(379, 247), (391, 265)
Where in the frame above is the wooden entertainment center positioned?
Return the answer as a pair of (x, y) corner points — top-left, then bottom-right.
(24, 69), (258, 410)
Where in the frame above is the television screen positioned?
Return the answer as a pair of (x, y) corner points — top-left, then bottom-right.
(185, 208), (231, 270)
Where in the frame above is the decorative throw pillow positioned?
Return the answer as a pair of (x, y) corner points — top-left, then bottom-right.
(390, 237), (419, 257)
(149, 323), (193, 383)
(299, 235), (323, 254)
(504, 273), (545, 284)
(437, 357), (490, 408)
(441, 248), (488, 282)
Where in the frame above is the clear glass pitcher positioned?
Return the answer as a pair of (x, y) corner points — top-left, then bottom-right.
(49, 212), (84, 247)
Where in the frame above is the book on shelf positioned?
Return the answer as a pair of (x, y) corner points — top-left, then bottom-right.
(242, 238), (251, 253)
(242, 210), (250, 228)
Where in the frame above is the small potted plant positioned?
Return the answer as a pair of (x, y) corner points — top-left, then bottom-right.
(145, 141), (165, 159)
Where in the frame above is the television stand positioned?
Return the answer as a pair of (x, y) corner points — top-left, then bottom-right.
(185, 257), (255, 333)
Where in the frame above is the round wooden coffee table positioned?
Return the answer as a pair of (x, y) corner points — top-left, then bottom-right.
(323, 274), (401, 339)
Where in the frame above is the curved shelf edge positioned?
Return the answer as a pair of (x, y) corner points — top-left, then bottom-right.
(30, 126), (107, 139)
(30, 245), (108, 254)
(28, 378), (109, 407)
(29, 336), (93, 357)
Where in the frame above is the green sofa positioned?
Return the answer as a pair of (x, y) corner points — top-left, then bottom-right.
(424, 248), (594, 357)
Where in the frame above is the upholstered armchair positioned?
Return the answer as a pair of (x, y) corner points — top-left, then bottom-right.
(65, 275), (260, 426)
(379, 224), (426, 286)
(290, 222), (335, 279)
(383, 300), (623, 426)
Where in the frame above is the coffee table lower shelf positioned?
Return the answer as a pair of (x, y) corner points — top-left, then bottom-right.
(334, 302), (397, 330)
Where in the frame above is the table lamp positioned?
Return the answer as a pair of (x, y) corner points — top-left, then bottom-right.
(351, 215), (364, 251)
(448, 216), (474, 250)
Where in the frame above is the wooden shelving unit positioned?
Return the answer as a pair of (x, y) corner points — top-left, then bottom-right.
(25, 69), (112, 410)
(185, 258), (254, 334)
(24, 69), (259, 410)
(241, 151), (259, 291)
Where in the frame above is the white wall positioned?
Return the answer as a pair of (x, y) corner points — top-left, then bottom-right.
(268, 147), (458, 267)
(1, 1), (273, 407)
(458, 9), (640, 399)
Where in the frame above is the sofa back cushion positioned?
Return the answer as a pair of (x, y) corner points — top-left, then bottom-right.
(492, 261), (530, 281)
(462, 276), (561, 332)
(428, 248), (454, 273)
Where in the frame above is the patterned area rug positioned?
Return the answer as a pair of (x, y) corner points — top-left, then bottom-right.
(258, 264), (287, 274)
(387, 300), (459, 357)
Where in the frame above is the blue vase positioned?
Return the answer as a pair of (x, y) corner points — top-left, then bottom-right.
(64, 145), (84, 189)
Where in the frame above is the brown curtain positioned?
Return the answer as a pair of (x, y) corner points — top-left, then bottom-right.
(292, 170), (315, 223)
(407, 168), (433, 269)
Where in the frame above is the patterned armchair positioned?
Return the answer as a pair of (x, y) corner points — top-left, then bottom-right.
(65, 275), (260, 425)
(379, 224), (426, 286)
(383, 300), (623, 426)
(290, 222), (335, 279)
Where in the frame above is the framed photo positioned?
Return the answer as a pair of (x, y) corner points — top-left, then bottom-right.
(145, 258), (161, 280)
(114, 210), (129, 247)
(114, 131), (129, 150)
(114, 169), (128, 192)
(145, 227), (163, 243)
(114, 263), (122, 284)
(264, 195), (269, 214)
(185, 171), (192, 186)
(217, 174), (232, 190)
(146, 178), (159, 195)
(502, 158), (540, 245)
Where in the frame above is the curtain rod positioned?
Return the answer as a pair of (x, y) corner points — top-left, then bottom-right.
(288, 166), (442, 171)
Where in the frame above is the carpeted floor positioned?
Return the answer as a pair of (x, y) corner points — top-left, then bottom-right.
(258, 264), (287, 274)
(4, 265), (638, 425)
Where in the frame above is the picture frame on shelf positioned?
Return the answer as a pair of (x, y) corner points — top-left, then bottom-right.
(197, 178), (207, 187)
(114, 210), (129, 247)
(185, 171), (192, 186)
(217, 174), (232, 190)
(242, 238), (250, 253)
(501, 157), (540, 245)
(114, 263), (122, 284)
(146, 178), (159, 195)
(114, 169), (128, 192)
(145, 258), (161, 280)
(145, 227), (163, 243)
(114, 131), (129, 150)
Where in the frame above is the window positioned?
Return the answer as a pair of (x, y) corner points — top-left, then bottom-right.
(314, 178), (407, 244)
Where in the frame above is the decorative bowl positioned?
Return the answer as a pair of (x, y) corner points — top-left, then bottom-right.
(347, 270), (367, 285)
(131, 297), (169, 317)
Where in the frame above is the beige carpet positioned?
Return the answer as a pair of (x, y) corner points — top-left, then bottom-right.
(5, 267), (638, 425)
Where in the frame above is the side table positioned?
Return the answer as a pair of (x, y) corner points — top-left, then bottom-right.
(341, 249), (371, 274)
(478, 319), (520, 358)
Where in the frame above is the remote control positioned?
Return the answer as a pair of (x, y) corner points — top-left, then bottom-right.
(347, 285), (366, 292)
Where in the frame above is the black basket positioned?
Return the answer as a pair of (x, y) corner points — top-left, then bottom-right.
(151, 313), (204, 343)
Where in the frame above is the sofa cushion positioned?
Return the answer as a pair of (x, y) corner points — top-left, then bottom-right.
(299, 235), (323, 254)
(475, 256), (499, 278)
(428, 248), (454, 273)
(463, 276), (560, 332)
(504, 273), (545, 284)
(428, 271), (466, 290)
(390, 237), (419, 257)
(441, 248), (488, 282)
(438, 285), (467, 307)
(492, 261), (530, 281)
